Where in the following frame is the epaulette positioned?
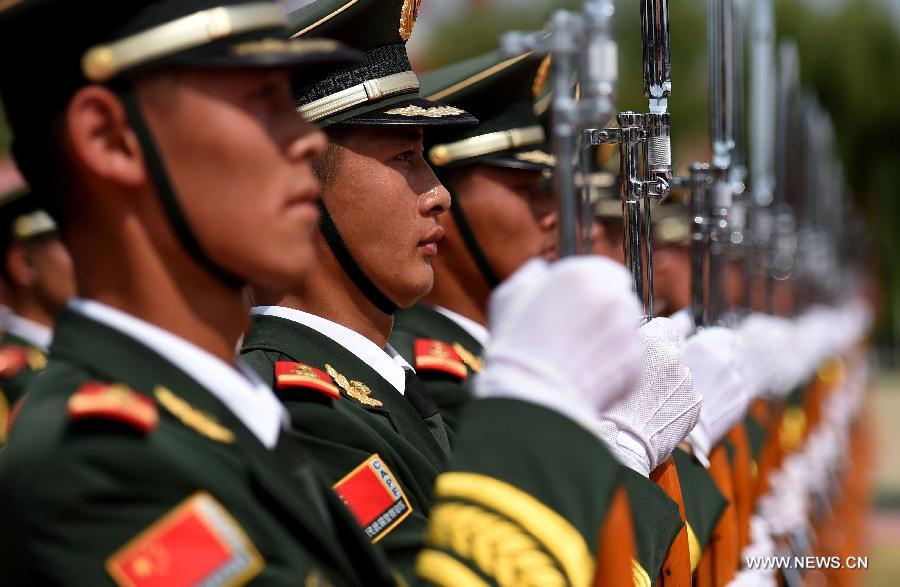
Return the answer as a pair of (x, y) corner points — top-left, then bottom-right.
(274, 361), (341, 399)
(0, 345), (28, 378)
(67, 382), (158, 433)
(414, 339), (468, 379)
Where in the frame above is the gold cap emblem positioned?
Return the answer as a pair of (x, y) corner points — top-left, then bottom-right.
(399, 0), (421, 41)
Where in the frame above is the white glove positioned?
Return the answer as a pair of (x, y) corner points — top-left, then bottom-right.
(476, 257), (643, 430)
(682, 327), (750, 463)
(669, 307), (695, 343)
(596, 317), (702, 476)
(737, 313), (794, 398)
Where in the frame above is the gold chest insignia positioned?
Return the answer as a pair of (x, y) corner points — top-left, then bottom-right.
(452, 343), (484, 373)
(398, 0), (421, 41)
(324, 364), (383, 408)
(154, 386), (235, 444)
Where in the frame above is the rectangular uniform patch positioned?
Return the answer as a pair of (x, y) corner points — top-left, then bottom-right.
(106, 491), (264, 587)
(333, 454), (412, 543)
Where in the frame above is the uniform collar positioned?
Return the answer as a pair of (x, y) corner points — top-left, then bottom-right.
(433, 305), (490, 346)
(250, 305), (412, 395)
(67, 297), (287, 448)
(4, 312), (53, 351)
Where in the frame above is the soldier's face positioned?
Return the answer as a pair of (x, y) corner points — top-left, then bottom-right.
(593, 219), (625, 263)
(445, 165), (557, 281)
(319, 126), (450, 308)
(139, 68), (326, 291)
(653, 245), (691, 316)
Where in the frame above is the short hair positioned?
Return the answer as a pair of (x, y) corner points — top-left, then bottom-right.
(312, 125), (356, 187)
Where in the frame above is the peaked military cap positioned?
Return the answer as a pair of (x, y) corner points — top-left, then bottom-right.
(0, 188), (58, 256)
(594, 192), (691, 246)
(0, 0), (361, 186)
(421, 50), (553, 170)
(289, 0), (477, 127)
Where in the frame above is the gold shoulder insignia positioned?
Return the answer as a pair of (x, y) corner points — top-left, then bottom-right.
(428, 472), (593, 586)
(25, 347), (47, 371)
(452, 343), (484, 374)
(68, 382), (158, 433)
(154, 386), (235, 444)
(324, 364), (382, 408)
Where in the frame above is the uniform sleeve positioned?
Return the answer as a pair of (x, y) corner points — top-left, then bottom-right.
(415, 399), (624, 586)
(0, 426), (304, 586)
(242, 347), (442, 585)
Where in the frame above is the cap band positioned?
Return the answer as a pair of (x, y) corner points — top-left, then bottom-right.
(12, 210), (56, 240)
(428, 125), (545, 167)
(82, 2), (287, 82)
(297, 70), (419, 122)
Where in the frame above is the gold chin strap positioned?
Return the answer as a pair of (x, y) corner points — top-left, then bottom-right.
(81, 2), (287, 82)
(428, 125), (545, 167)
(297, 70), (421, 122)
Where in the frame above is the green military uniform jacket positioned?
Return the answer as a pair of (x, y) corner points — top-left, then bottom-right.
(241, 312), (454, 581)
(0, 309), (397, 586)
(390, 303), (482, 432)
(622, 467), (684, 586)
(0, 328), (48, 444)
(241, 312), (628, 584)
(672, 448), (728, 572)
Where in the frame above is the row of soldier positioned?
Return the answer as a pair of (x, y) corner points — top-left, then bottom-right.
(0, 0), (873, 586)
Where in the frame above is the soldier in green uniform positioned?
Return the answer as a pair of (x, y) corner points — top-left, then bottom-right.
(0, 1), (399, 583)
(0, 187), (75, 440)
(384, 50), (694, 585)
(387, 50), (557, 431)
(239, 0), (476, 575)
(240, 1), (645, 582)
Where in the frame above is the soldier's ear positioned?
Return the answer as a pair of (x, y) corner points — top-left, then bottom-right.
(65, 85), (146, 190)
(4, 243), (36, 289)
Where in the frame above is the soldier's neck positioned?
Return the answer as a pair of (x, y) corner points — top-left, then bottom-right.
(421, 267), (489, 328)
(276, 267), (393, 349)
(73, 249), (248, 368)
(8, 288), (57, 330)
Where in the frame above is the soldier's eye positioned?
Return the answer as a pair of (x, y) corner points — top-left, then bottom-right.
(395, 150), (416, 162)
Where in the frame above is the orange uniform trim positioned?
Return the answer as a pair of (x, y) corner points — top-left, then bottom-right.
(651, 458), (692, 587)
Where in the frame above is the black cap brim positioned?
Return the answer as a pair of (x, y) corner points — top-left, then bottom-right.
(156, 34), (363, 81)
(325, 96), (477, 128)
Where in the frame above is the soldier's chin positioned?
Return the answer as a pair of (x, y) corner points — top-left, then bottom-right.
(249, 254), (317, 294)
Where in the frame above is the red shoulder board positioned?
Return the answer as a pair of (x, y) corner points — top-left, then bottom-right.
(274, 361), (340, 399)
(106, 491), (264, 586)
(0, 345), (28, 378)
(67, 382), (158, 433)
(414, 339), (468, 379)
